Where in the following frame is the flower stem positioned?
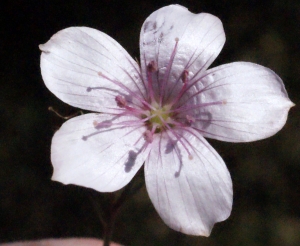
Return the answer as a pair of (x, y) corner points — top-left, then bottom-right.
(103, 195), (117, 246)
(89, 168), (145, 246)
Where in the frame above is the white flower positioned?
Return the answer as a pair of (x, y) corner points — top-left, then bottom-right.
(39, 5), (294, 236)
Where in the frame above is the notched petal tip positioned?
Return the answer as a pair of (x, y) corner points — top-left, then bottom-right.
(289, 101), (296, 108)
(140, 4), (226, 87)
(196, 62), (294, 142)
(283, 98), (295, 111)
(40, 26), (143, 113)
(39, 44), (50, 53)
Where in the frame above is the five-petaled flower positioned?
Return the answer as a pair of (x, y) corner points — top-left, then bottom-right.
(39, 5), (294, 236)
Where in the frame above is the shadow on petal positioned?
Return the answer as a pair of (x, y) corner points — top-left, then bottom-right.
(124, 150), (138, 172)
(194, 111), (212, 130)
(164, 139), (183, 178)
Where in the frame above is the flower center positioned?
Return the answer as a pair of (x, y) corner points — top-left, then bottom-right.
(150, 106), (170, 124)
(146, 103), (173, 133)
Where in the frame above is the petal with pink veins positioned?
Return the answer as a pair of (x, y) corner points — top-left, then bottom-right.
(51, 113), (148, 192)
(144, 130), (232, 236)
(40, 27), (145, 114)
(140, 5), (225, 98)
(191, 62), (294, 142)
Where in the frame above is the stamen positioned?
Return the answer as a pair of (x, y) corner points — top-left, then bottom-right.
(115, 95), (127, 108)
(181, 69), (189, 84)
(96, 71), (150, 108)
(168, 69), (189, 107)
(115, 95), (148, 115)
(147, 61), (158, 72)
(143, 130), (153, 143)
(92, 120), (113, 129)
(114, 94), (151, 116)
(93, 117), (148, 130)
(171, 100), (226, 114)
(173, 67), (230, 107)
(146, 60), (157, 103)
(164, 123), (194, 160)
(159, 38), (179, 105)
(186, 115), (195, 124)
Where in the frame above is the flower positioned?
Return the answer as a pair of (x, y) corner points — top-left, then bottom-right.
(39, 5), (294, 236)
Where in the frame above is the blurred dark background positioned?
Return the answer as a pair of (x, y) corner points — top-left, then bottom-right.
(1, 0), (299, 245)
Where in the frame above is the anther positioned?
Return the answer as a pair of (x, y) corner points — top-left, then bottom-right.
(186, 115), (195, 124)
(147, 61), (158, 72)
(143, 130), (153, 143)
(175, 37), (179, 42)
(181, 70), (189, 84)
(115, 95), (127, 108)
(188, 154), (193, 160)
(93, 120), (98, 127)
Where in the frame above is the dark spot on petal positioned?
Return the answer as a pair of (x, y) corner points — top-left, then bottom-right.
(125, 150), (138, 172)
(143, 21), (157, 32)
(194, 111), (212, 129)
(143, 21), (150, 32)
(165, 139), (177, 154)
(174, 160), (183, 178)
(158, 32), (164, 43)
(153, 22), (157, 29)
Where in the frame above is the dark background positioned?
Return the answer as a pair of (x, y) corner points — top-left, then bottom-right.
(1, 0), (299, 245)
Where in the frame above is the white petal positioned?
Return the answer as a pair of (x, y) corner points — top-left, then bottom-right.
(51, 113), (148, 192)
(192, 62), (294, 142)
(145, 130), (232, 236)
(140, 4), (225, 92)
(40, 27), (145, 113)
